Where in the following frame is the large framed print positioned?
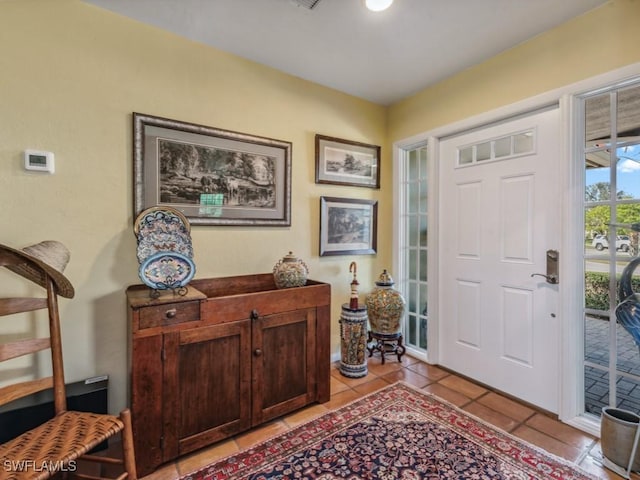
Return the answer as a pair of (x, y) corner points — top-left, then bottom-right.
(133, 113), (292, 226)
(319, 196), (378, 256)
(315, 135), (380, 188)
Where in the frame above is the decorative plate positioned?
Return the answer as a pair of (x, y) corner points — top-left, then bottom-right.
(134, 206), (195, 263)
(138, 252), (196, 290)
(134, 207), (191, 235)
(136, 230), (193, 263)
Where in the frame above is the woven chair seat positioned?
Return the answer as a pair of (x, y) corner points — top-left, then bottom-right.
(0, 410), (124, 480)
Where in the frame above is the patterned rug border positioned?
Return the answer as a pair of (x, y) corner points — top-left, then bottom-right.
(394, 382), (600, 479)
(181, 381), (600, 480)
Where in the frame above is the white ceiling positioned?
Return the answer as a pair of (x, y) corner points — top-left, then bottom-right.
(83, 0), (608, 106)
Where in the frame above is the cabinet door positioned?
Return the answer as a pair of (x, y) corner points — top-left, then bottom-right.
(252, 308), (316, 425)
(163, 320), (251, 457)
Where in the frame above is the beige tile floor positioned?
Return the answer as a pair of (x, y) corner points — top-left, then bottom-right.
(139, 356), (636, 480)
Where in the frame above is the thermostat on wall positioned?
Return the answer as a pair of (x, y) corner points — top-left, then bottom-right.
(24, 150), (55, 173)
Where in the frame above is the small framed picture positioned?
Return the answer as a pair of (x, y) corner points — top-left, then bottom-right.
(319, 196), (378, 256)
(315, 135), (380, 188)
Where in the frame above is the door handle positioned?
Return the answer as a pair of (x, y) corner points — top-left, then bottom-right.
(531, 249), (559, 284)
(531, 273), (558, 284)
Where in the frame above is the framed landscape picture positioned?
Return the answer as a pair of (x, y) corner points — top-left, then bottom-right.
(133, 112), (292, 226)
(319, 196), (378, 256)
(315, 135), (380, 188)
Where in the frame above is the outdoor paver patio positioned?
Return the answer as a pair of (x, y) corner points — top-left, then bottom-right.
(585, 315), (640, 415)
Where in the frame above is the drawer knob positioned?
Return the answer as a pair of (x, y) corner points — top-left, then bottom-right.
(165, 309), (177, 319)
(254, 349), (263, 357)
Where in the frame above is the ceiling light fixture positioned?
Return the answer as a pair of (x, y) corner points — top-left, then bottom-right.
(365, 0), (394, 12)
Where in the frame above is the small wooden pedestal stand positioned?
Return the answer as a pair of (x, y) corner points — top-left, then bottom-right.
(367, 331), (406, 365)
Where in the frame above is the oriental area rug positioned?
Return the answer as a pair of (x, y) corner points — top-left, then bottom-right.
(181, 382), (598, 480)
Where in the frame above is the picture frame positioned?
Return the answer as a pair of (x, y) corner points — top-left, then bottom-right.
(315, 134), (380, 188)
(319, 196), (378, 256)
(133, 112), (292, 226)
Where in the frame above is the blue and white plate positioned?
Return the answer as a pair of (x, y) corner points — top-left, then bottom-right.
(138, 252), (196, 290)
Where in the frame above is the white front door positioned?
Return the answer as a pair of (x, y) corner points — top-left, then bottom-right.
(439, 107), (561, 413)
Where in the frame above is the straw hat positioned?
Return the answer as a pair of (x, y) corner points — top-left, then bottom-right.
(0, 240), (75, 298)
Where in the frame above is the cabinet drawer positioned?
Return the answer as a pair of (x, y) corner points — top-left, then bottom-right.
(139, 301), (200, 329)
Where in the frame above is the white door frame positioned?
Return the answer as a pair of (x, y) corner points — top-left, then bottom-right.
(392, 62), (640, 433)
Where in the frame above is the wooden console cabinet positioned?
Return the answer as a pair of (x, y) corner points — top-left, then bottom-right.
(127, 274), (331, 476)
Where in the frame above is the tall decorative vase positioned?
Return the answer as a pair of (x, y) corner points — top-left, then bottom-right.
(338, 304), (368, 378)
(365, 269), (406, 364)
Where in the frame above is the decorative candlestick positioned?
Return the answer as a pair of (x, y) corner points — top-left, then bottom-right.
(349, 261), (359, 309)
(339, 261), (368, 378)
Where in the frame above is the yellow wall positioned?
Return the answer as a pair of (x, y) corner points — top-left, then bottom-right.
(1, 0), (639, 415)
(389, 0), (640, 140)
(0, 0), (388, 412)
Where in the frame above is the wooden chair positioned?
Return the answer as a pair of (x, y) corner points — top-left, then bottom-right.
(0, 242), (137, 480)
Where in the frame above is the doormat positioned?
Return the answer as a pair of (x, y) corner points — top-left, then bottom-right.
(181, 381), (598, 479)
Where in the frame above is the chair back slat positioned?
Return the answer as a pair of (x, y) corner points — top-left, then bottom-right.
(0, 376), (53, 407)
(0, 337), (51, 362)
(0, 297), (48, 316)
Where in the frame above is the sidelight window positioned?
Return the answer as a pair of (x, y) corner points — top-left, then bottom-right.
(398, 144), (429, 356)
(582, 82), (640, 416)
